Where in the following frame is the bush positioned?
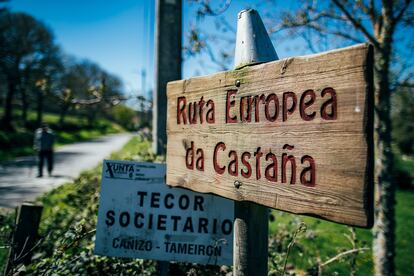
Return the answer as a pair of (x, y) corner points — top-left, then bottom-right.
(0, 130), (33, 150)
(2, 136), (376, 275)
(394, 153), (414, 189)
(394, 168), (412, 189)
(392, 89), (414, 155)
(109, 105), (139, 131)
(16, 137), (227, 275)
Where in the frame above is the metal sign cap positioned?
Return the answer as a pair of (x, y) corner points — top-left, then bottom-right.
(234, 9), (278, 69)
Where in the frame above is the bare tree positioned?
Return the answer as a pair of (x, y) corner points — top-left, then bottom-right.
(0, 10), (58, 129)
(187, 0), (414, 275)
(56, 59), (124, 125)
(185, 0), (235, 72)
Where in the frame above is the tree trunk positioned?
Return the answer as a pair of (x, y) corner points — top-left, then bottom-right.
(87, 111), (96, 127)
(59, 107), (66, 125)
(21, 86), (28, 125)
(2, 76), (16, 129)
(36, 88), (43, 125)
(373, 15), (396, 274)
(20, 68), (32, 126)
(59, 102), (69, 126)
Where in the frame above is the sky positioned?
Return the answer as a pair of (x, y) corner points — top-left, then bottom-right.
(5, 0), (304, 101)
(182, 1), (304, 76)
(4, 1), (315, 100)
(7, 0), (155, 99)
(8, 1), (411, 103)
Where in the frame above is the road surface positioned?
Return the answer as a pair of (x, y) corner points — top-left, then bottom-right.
(0, 133), (133, 208)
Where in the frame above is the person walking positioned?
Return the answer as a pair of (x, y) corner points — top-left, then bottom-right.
(33, 123), (55, 177)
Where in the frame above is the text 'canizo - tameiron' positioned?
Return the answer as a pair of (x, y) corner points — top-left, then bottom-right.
(166, 44), (374, 228)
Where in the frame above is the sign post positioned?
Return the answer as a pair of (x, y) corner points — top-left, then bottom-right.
(166, 33), (373, 228)
(95, 160), (234, 265)
(166, 8), (374, 275)
(232, 9), (279, 275)
(5, 203), (43, 275)
(153, 0), (182, 155)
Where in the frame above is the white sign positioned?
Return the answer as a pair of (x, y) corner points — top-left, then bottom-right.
(95, 160), (234, 265)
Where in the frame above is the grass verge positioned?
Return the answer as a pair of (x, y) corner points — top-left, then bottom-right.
(268, 189), (414, 275)
(1, 136), (413, 274)
(0, 136), (156, 274)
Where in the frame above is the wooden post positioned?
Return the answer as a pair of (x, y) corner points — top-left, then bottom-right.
(157, 260), (169, 276)
(153, 0), (182, 272)
(4, 203), (43, 276)
(153, 0), (182, 155)
(233, 9), (278, 276)
(234, 202), (269, 275)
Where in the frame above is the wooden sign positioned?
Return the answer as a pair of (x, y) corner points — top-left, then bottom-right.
(166, 44), (374, 228)
(95, 160), (234, 265)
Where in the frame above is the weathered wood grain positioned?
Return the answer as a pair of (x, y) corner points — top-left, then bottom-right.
(166, 44), (374, 228)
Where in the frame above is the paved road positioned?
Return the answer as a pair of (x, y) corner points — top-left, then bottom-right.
(0, 133), (133, 208)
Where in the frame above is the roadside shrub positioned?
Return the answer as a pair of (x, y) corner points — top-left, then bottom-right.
(394, 163), (413, 190)
(2, 136), (372, 275)
(0, 130), (33, 150)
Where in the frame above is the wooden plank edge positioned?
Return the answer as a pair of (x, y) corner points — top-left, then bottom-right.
(165, 181), (371, 228)
(166, 43), (371, 92)
(362, 43), (375, 229)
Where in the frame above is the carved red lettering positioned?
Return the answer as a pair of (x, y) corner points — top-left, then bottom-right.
(321, 87), (337, 120)
(198, 96), (205, 124)
(177, 96), (187, 124)
(228, 150), (238, 176)
(188, 102), (197, 124)
(213, 142), (226, 174)
(240, 96), (253, 123)
(241, 152), (252, 178)
(207, 143), (316, 187)
(254, 94), (266, 122)
(185, 141), (194, 170)
(301, 155), (316, 186)
(283, 92), (297, 122)
(254, 147), (263, 180)
(265, 93), (279, 122)
(265, 152), (277, 182)
(206, 100), (215, 123)
(226, 90), (237, 123)
(300, 89), (316, 121)
(196, 148), (204, 171)
(282, 144), (296, 184)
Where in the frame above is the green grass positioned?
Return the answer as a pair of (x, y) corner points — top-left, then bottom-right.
(395, 190), (414, 275)
(269, 189), (414, 275)
(1, 135), (413, 274)
(395, 153), (414, 179)
(0, 209), (14, 274)
(36, 136), (153, 234)
(0, 136), (151, 274)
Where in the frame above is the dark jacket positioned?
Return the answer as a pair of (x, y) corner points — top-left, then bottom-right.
(34, 128), (55, 151)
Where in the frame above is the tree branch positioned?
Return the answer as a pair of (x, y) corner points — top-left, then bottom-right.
(394, 72), (414, 89)
(358, 0), (377, 26)
(327, 30), (364, 44)
(332, 0), (380, 48)
(216, 16), (236, 34)
(320, 247), (370, 268)
(274, 7), (364, 45)
(394, 0), (413, 24)
(279, 19), (364, 45)
(402, 10), (414, 25)
(196, 0), (232, 18)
